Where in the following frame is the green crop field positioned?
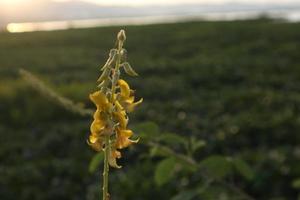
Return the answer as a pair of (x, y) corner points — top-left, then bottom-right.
(1, 19), (300, 200)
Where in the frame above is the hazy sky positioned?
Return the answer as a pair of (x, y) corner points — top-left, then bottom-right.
(65, 0), (300, 6)
(1, 0), (300, 6)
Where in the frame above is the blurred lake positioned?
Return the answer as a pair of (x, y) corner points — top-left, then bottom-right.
(2, 0), (300, 33)
(6, 9), (300, 33)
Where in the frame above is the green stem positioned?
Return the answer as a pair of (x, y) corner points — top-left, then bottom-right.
(102, 36), (123, 200)
(102, 135), (110, 200)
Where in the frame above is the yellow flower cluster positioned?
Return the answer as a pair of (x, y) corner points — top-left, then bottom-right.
(87, 32), (143, 167)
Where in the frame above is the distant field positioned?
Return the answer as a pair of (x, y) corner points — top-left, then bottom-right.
(0, 19), (300, 200)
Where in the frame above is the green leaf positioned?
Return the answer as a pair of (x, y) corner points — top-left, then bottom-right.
(149, 145), (180, 159)
(190, 138), (206, 153)
(158, 133), (187, 146)
(198, 185), (230, 199)
(155, 157), (177, 186)
(150, 146), (167, 157)
(233, 158), (254, 180)
(134, 122), (160, 140)
(149, 144), (176, 158)
(89, 152), (104, 173)
(292, 178), (300, 189)
(171, 190), (198, 200)
(199, 155), (232, 179)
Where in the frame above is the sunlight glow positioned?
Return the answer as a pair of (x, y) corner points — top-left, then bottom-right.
(77, 0), (300, 6)
(6, 15), (199, 33)
(75, 0), (202, 6)
(0, 0), (29, 5)
(2, 0), (300, 6)
(7, 21), (69, 33)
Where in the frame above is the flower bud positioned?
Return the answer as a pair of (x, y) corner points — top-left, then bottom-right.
(120, 48), (127, 63)
(109, 49), (118, 58)
(97, 67), (111, 82)
(117, 30), (126, 42)
(122, 62), (138, 76)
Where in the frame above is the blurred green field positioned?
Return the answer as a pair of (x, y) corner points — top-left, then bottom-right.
(1, 19), (300, 200)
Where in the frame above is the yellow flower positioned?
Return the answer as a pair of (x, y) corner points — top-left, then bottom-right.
(90, 91), (112, 111)
(109, 147), (122, 168)
(115, 128), (139, 149)
(111, 149), (121, 159)
(113, 109), (128, 129)
(88, 118), (108, 151)
(87, 30), (143, 171)
(88, 91), (113, 151)
(88, 134), (104, 151)
(117, 79), (143, 112)
(118, 79), (131, 97)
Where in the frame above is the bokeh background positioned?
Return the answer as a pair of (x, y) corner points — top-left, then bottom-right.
(1, 0), (300, 200)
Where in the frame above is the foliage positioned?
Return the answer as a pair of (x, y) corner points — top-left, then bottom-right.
(0, 18), (300, 199)
(89, 152), (104, 173)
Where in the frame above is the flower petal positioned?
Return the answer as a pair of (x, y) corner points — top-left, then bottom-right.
(113, 111), (128, 129)
(126, 98), (143, 112)
(109, 148), (122, 168)
(125, 96), (135, 104)
(115, 100), (124, 111)
(90, 119), (105, 134)
(87, 136), (104, 151)
(115, 129), (138, 149)
(118, 79), (131, 98)
(89, 91), (111, 110)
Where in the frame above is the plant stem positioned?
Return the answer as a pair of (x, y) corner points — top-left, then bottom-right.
(102, 135), (110, 200)
(111, 41), (123, 100)
(102, 34), (124, 200)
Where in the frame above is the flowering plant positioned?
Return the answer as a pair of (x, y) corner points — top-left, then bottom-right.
(88, 30), (142, 200)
